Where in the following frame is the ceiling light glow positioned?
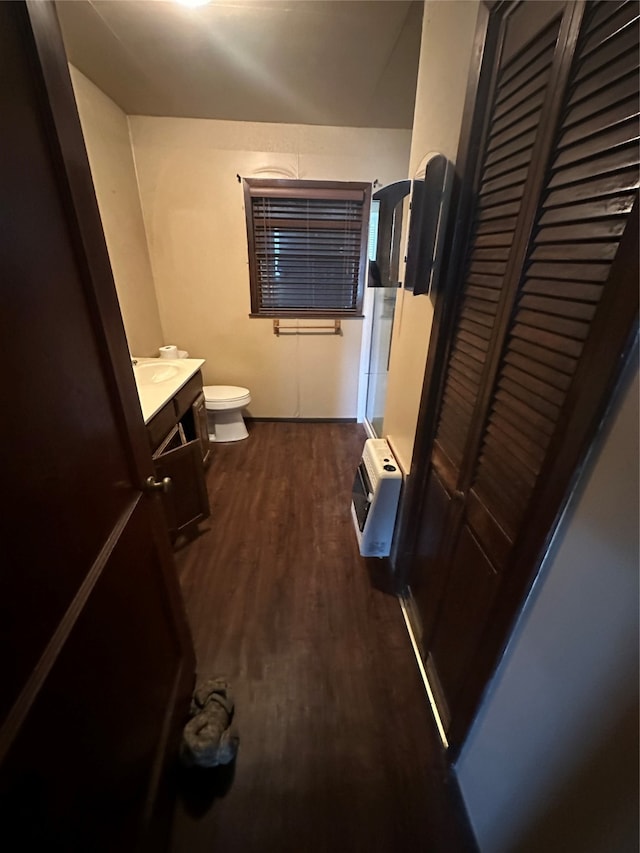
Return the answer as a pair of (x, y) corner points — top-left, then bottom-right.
(175, 0), (212, 8)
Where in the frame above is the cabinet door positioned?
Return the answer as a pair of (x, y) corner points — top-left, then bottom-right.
(154, 439), (211, 537)
(191, 392), (211, 466)
(406, 0), (639, 752)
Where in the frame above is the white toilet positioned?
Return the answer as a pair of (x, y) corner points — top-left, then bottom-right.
(203, 385), (251, 442)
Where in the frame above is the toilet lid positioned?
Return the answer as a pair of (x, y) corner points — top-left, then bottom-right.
(203, 385), (250, 403)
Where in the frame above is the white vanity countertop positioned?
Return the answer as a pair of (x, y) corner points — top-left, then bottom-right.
(132, 357), (205, 424)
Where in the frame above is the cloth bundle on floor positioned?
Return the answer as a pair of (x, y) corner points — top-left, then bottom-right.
(180, 678), (239, 768)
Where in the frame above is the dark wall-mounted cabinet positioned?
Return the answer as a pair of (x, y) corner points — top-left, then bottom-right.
(404, 154), (454, 297)
(372, 179), (411, 288)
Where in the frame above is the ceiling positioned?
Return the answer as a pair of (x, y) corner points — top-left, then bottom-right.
(56, 0), (423, 129)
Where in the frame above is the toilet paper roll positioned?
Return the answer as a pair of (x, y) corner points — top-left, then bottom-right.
(159, 345), (178, 359)
(178, 350), (189, 359)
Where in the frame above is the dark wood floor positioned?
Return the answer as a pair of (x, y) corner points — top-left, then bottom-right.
(170, 422), (477, 852)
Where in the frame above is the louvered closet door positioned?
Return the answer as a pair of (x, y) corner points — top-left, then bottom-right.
(430, 8), (565, 492)
(470, 0), (640, 548)
(409, 1), (571, 657)
(414, 0), (639, 743)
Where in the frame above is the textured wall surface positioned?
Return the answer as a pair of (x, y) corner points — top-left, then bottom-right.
(129, 117), (410, 417)
(383, 0), (480, 471)
(70, 66), (164, 357)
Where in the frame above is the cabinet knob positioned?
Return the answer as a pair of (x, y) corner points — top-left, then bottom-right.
(145, 475), (172, 494)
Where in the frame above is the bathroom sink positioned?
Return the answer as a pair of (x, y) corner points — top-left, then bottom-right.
(134, 363), (180, 385)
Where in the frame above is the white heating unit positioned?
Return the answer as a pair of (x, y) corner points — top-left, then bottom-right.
(351, 438), (402, 557)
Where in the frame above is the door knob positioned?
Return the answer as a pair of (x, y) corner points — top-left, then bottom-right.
(145, 475), (172, 494)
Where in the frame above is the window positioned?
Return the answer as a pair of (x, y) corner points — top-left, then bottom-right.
(243, 179), (371, 317)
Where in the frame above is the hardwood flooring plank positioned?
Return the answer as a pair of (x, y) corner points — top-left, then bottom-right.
(170, 422), (477, 853)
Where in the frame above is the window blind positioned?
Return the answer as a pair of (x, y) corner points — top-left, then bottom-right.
(244, 180), (371, 317)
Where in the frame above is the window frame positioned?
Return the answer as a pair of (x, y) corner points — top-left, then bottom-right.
(243, 178), (372, 319)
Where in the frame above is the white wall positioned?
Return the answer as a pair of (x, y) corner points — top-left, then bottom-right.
(69, 66), (164, 357)
(129, 117), (410, 418)
(456, 351), (639, 852)
(383, 0), (479, 472)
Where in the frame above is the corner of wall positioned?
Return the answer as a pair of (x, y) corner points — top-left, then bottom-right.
(68, 68), (164, 357)
(126, 113), (167, 346)
(382, 0), (480, 472)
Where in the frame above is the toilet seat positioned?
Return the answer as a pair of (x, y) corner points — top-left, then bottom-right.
(203, 385), (251, 411)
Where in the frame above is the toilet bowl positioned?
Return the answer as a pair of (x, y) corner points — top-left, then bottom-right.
(203, 385), (251, 442)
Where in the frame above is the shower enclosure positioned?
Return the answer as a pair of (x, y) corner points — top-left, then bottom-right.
(362, 181), (411, 437)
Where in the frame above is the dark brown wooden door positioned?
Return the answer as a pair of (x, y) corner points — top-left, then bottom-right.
(405, 0), (639, 752)
(0, 3), (195, 848)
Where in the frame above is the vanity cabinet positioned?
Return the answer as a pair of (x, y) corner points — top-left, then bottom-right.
(147, 399), (177, 450)
(173, 373), (211, 466)
(146, 370), (210, 541)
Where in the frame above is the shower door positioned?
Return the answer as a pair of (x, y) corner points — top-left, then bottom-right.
(364, 285), (398, 436)
(363, 182), (410, 437)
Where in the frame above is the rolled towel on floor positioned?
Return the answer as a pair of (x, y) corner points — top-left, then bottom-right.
(180, 678), (239, 768)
